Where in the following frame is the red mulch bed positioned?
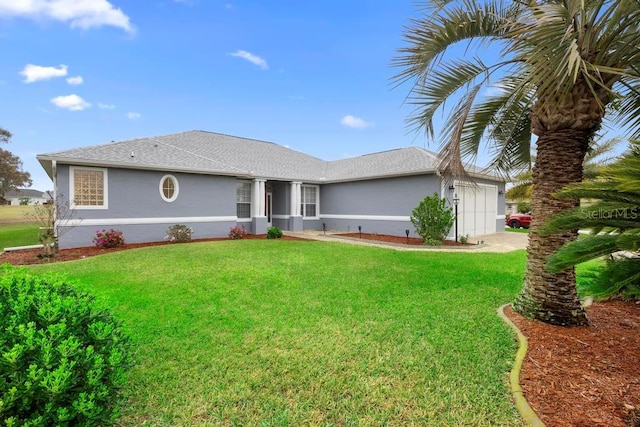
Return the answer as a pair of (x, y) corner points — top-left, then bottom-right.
(336, 232), (472, 246)
(505, 303), (640, 427)
(0, 234), (306, 265)
(2, 233), (639, 426)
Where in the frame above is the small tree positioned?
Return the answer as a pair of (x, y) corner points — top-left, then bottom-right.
(24, 192), (76, 258)
(410, 193), (455, 245)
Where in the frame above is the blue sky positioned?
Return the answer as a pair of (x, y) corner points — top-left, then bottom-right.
(0, 0), (431, 191)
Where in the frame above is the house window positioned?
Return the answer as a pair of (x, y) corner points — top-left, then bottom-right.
(159, 175), (179, 202)
(70, 167), (108, 209)
(301, 185), (318, 218)
(237, 181), (252, 219)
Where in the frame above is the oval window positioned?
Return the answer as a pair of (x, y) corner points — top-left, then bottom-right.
(159, 175), (179, 202)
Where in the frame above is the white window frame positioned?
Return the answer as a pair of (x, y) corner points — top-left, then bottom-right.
(301, 184), (319, 219)
(159, 174), (179, 202)
(236, 180), (252, 221)
(69, 166), (108, 210)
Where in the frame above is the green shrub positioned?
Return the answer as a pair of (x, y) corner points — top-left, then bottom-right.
(410, 193), (455, 245)
(517, 202), (531, 213)
(0, 266), (132, 426)
(165, 224), (193, 243)
(266, 226), (283, 239)
(93, 229), (125, 249)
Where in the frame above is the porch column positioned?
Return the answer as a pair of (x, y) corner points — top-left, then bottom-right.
(290, 182), (302, 216)
(289, 181), (303, 232)
(253, 179), (266, 217)
(252, 178), (267, 235)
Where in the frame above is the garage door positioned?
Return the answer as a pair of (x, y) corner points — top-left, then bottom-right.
(455, 182), (497, 236)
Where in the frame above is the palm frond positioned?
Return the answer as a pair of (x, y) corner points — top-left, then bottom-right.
(392, 0), (512, 87)
(483, 79), (534, 174)
(546, 234), (621, 272)
(405, 58), (492, 138)
(437, 84), (484, 178)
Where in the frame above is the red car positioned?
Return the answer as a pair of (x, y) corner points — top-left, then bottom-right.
(506, 213), (531, 229)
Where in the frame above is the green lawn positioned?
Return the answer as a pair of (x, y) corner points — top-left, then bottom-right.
(0, 206), (40, 250)
(505, 227), (529, 234)
(29, 240), (527, 426)
(0, 205), (37, 222)
(0, 222), (40, 249)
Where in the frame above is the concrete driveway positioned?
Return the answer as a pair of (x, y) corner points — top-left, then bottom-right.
(287, 230), (528, 253)
(469, 232), (528, 253)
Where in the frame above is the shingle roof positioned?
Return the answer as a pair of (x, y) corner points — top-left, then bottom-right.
(4, 189), (49, 199)
(37, 130), (500, 183)
(325, 147), (439, 181)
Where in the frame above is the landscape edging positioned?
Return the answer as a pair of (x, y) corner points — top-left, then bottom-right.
(497, 304), (546, 427)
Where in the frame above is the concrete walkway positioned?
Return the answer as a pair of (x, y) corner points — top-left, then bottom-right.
(286, 230), (528, 253)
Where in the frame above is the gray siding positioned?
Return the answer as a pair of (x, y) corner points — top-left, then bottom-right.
(56, 164), (237, 248)
(317, 174), (440, 237)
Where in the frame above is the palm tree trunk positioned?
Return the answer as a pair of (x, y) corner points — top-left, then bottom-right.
(513, 129), (590, 326)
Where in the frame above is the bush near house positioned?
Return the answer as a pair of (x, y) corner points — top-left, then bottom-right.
(410, 193), (455, 245)
(228, 226), (247, 240)
(267, 226), (283, 239)
(93, 229), (125, 249)
(165, 224), (193, 243)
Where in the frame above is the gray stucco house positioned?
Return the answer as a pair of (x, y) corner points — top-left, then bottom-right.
(37, 130), (506, 249)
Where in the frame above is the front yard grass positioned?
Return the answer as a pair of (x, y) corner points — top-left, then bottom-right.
(505, 227), (529, 234)
(0, 222), (40, 249)
(0, 205), (37, 222)
(29, 240), (527, 426)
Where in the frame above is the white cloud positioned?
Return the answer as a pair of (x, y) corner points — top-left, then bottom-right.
(20, 64), (67, 83)
(340, 115), (373, 129)
(0, 0), (135, 34)
(97, 102), (115, 109)
(127, 112), (141, 119)
(483, 84), (507, 97)
(66, 76), (83, 85)
(230, 50), (268, 70)
(50, 94), (90, 111)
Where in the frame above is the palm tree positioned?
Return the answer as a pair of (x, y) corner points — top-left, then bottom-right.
(505, 136), (623, 201)
(394, 0), (640, 325)
(542, 142), (640, 299)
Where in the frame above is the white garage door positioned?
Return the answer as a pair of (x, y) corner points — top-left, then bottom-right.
(455, 182), (497, 237)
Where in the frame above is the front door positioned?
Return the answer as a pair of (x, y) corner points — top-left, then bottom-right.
(265, 192), (273, 227)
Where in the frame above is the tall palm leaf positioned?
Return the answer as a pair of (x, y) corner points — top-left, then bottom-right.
(394, 0), (640, 325)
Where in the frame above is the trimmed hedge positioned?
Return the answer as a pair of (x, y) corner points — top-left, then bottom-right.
(0, 266), (131, 426)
